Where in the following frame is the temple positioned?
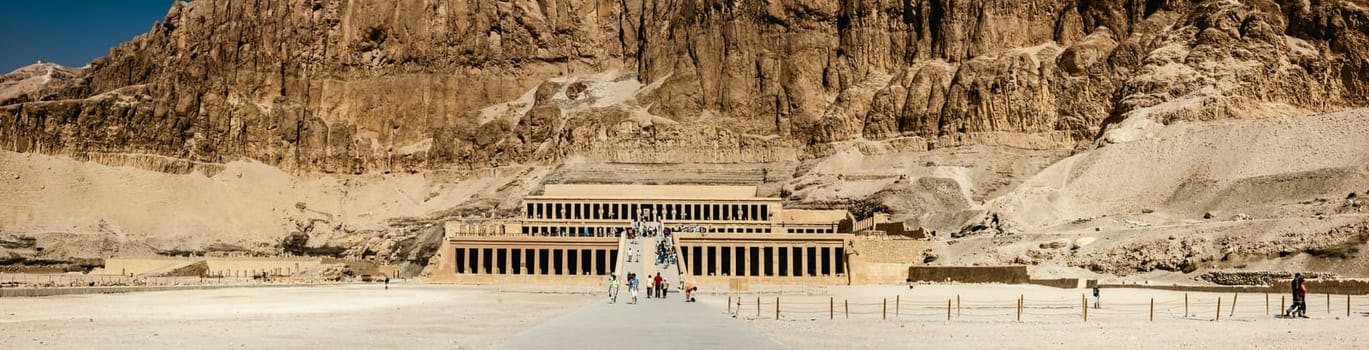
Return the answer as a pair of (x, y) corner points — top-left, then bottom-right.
(431, 184), (855, 284)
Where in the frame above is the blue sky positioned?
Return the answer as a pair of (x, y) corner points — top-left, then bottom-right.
(0, 1), (174, 72)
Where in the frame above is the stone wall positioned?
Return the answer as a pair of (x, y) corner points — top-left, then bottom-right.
(97, 258), (196, 276)
(1027, 278), (1088, 289)
(908, 265), (1031, 284)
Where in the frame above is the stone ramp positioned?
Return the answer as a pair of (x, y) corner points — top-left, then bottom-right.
(136, 259), (205, 277)
(496, 292), (787, 350)
(497, 234), (781, 349)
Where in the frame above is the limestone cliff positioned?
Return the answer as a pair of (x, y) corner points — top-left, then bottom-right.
(2, 0), (1367, 173)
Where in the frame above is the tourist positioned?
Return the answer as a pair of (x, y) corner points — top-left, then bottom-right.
(1287, 273), (1308, 318)
(647, 276), (656, 299)
(1092, 286), (1101, 309)
(657, 272), (668, 299)
(628, 273), (640, 304)
(683, 282), (695, 302)
(608, 274), (619, 303)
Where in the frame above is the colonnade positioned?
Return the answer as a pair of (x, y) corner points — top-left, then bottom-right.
(452, 246), (616, 276)
(525, 201), (771, 222)
(520, 225), (622, 237)
(213, 268), (295, 277)
(680, 245), (845, 277)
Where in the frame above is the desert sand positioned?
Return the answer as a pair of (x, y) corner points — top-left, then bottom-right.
(0, 284), (595, 349)
(2, 283), (1363, 349)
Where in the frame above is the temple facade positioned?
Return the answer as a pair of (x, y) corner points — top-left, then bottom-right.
(430, 184), (854, 285)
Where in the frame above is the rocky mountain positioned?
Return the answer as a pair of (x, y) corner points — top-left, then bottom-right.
(2, 0), (1366, 174)
(0, 62), (82, 106)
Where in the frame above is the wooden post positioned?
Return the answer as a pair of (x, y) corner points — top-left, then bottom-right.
(1150, 298), (1155, 322)
(728, 296), (732, 313)
(776, 297), (780, 320)
(1185, 293), (1189, 317)
(1082, 294), (1088, 322)
(1017, 296), (1023, 322)
(1216, 297), (1222, 321)
(1327, 293), (1331, 314)
(845, 299), (849, 319)
(1266, 293), (1270, 315)
(1281, 295), (1286, 316)
(1230, 293), (1238, 317)
(757, 297), (761, 317)
(830, 297), (834, 320)
(1348, 295), (1352, 318)
(957, 294), (961, 317)
(947, 299), (952, 321)
(895, 295), (900, 317)
(883, 298), (888, 320)
(737, 298), (742, 317)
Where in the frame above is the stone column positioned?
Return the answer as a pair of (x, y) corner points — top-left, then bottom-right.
(462, 247), (472, 274)
(730, 246), (739, 276)
(784, 247), (794, 277)
(592, 249), (601, 275)
(799, 246), (808, 277)
(827, 247), (836, 276)
(530, 249), (540, 275)
(477, 248), (487, 274)
(561, 249), (569, 276)
(739, 246), (750, 276)
(503, 247), (514, 274)
(772, 246), (783, 276)
(516, 248), (526, 275)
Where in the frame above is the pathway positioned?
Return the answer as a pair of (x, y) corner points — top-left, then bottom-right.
(497, 231), (786, 350)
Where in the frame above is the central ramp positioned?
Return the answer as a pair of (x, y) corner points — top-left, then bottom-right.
(498, 231), (782, 349)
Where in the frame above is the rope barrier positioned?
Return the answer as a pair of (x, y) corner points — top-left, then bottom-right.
(719, 292), (1367, 323)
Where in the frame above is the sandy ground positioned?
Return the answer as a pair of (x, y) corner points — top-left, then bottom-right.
(1, 282), (1365, 349)
(0, 284), (595, 349)
(703, 284), (1368, 350)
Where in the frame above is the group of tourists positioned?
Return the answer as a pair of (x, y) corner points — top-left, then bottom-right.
(654, 227), (679, 267)
(607, 273), (640, 304)
(645, 272), (668, 299)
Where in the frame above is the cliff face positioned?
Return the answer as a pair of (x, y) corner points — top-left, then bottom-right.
(2, 0), (1367, 173)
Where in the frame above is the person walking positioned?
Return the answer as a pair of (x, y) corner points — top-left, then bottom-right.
(1286, 273), (1308, 318)
(628, 273), (640, 304)
(608, 274), (619, 304)
(647, 276), (656, 299)
(653, 273), (664, 299)
(1092, 286), (1101, 309)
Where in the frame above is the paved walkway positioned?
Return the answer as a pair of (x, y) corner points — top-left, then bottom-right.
(498, 232), (787, 350)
